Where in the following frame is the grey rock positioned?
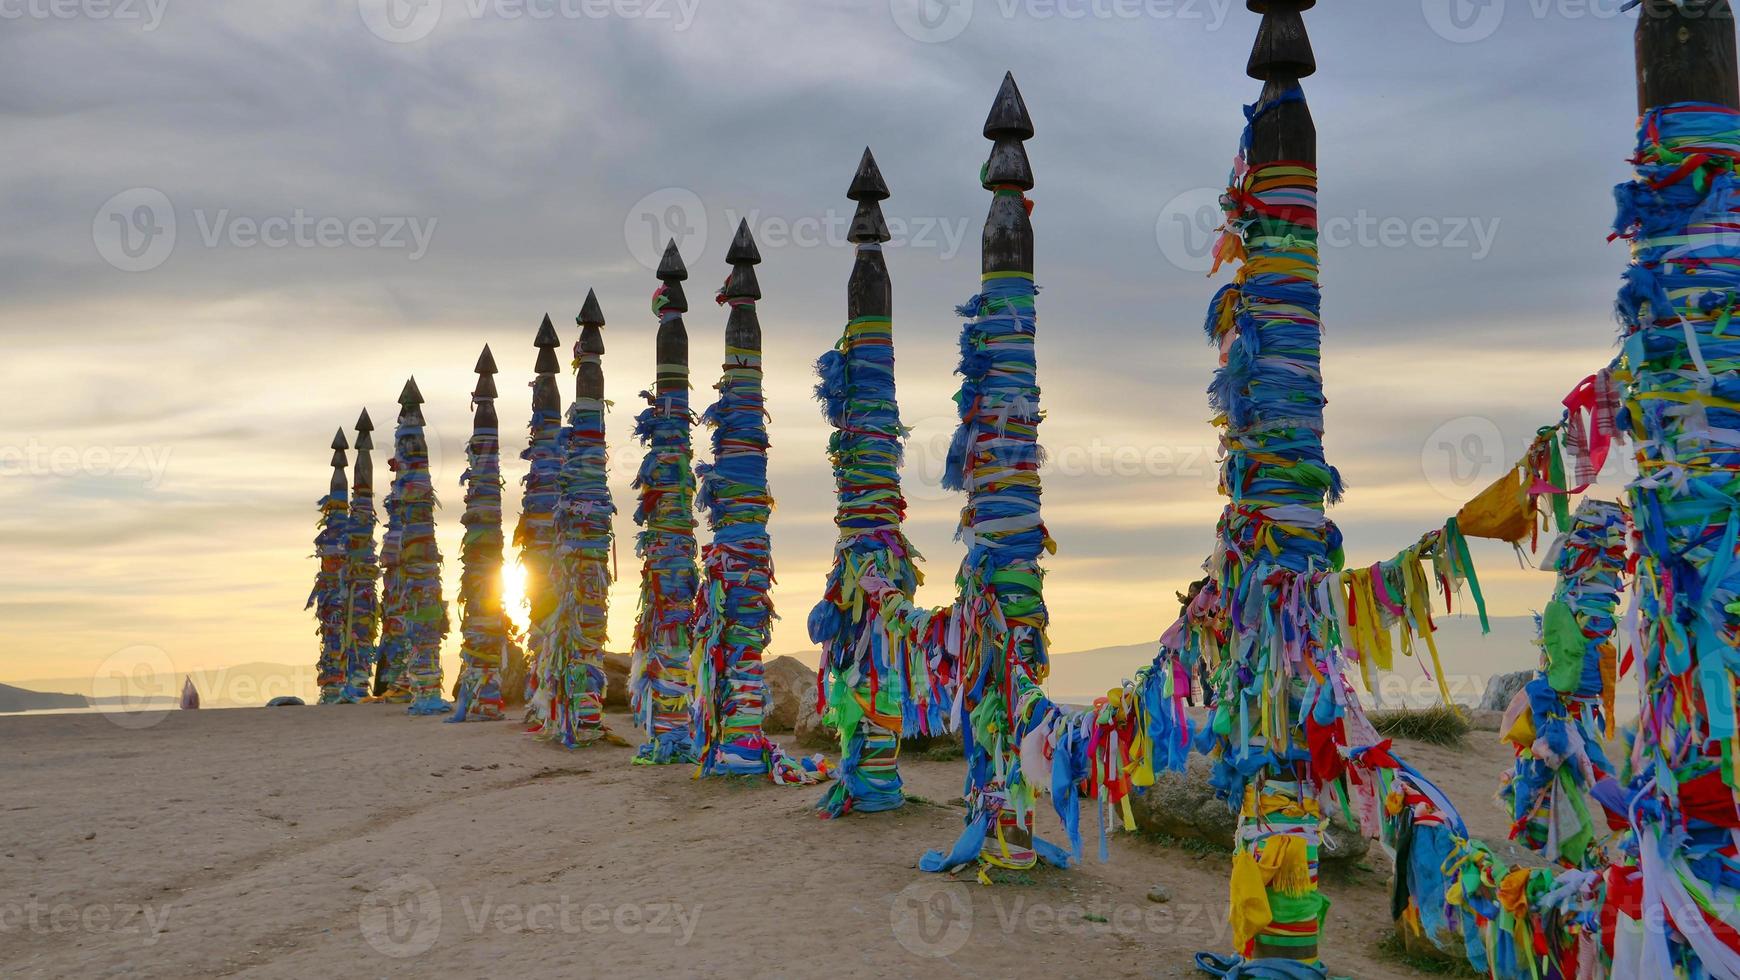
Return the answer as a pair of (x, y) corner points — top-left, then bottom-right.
(1477, 670), (1532, 712)
(1131, 755), (1368, 867)
(1320, 805), (1371, 864)
(1131, 756), (1238, 849)
(602, 653), (631, 709)
(794, 670), (835, 750)
(762, 656), (813, 733)
(1146, 885), (1171, 904)
(266, 696), (305, 707)
(1467, 708), (1504, 732)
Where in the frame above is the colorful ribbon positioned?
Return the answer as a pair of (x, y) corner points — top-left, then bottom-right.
(629, 288), (700, 764)
(810, 296), (924, 815)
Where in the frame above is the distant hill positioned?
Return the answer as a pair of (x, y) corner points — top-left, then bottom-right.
(11, 662), (318, 709)
(1043, 615), (1544, 707)
(6, 617), (1555, 714)
(0, 683), (88, 713)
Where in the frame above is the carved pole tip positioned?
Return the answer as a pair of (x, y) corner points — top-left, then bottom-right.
(475, 344), (499, 376)
(398, 377), (424, 407)
(534, 313), (561, 349)
(657, 240), (689, 282)
(578, 288), (606, 327)
(848, 148), (891, 202)
(331, 427), (350, 451)
(726, 219), (762, 266)
(849, 147), (893, 245)
(984, 71), (1035, 140)
(355, 408), (374, 433)
(1248, 0), (1317, 81)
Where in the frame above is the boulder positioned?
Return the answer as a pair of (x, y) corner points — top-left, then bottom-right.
(1130, 756), (1239, 849)
(1477, 670), (1532, 712)
(1467, 708), (1504, 732)
(776, 655), (962, 754)
(266, 696), (305, 707)
(794, 672), (835, 750)
(602, 653), (631, 710)
(1319, 805), (1371, 864)
(902, 728), (964, 757)
(1130, 756), (1369, 867)
(762, 656), (813, 733)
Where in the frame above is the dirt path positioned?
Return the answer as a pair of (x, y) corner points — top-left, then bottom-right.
(2, 705), (1512, 978)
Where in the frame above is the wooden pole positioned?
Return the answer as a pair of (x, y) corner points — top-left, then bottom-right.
(1246, 0), (1316, 167)
(577, 289), (606, 401)
(1636, 0), (1738, 112)
(452, 345), (514, 721)
(540, 288), (619, 746)
(313, 428), (350, 702)
(1199, 2), (1336, 966)
(342, 408), (380, 702)
(1612, 2), (1740, 973)
(928, 71), (1055, 875)
(695, 219), (794, 778)
(982, 71), (1035, 276)
(397, 375), (453, 715)
(630, 241), (701, 763)
(815, 146), (918, 815)
(519, 313), (566, 721)
(847, 147), (892, 321)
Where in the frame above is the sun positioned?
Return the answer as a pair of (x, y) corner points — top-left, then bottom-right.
(501, 562), (531, 634)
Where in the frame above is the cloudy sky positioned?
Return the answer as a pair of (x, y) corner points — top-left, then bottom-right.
(1, 0), (1644, 691)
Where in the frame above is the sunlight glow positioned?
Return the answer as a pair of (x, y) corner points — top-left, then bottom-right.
(501, 562), (531, 635)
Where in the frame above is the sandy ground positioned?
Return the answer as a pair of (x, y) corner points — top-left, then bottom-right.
(0, 705), (1523, 979)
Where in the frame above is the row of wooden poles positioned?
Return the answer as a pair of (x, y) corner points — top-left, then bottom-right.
(303, 0), (1740, 972)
